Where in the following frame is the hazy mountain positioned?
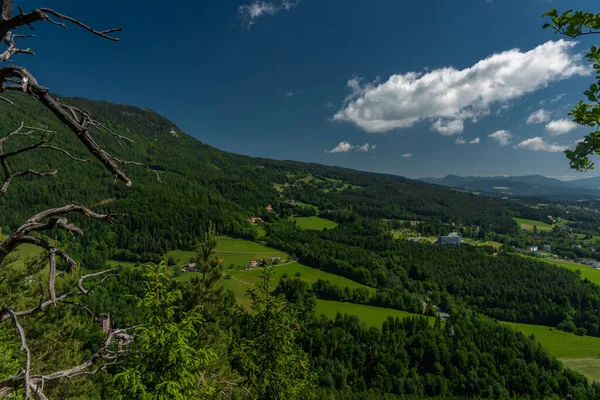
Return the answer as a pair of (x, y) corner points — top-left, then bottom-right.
(419, 174), (600, 200)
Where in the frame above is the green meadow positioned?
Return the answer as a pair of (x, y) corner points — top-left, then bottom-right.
(502, 320), (600, 382)
(513, 217), (553, 231)
(291, 216), (338, 230)
(532, 257), (600, 287)
(315, 300), (435, 327)
(167, 236), (288, 269)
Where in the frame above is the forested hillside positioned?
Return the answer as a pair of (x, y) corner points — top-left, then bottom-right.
(3, 93), (600, 399)
(0, 92), (517, 266)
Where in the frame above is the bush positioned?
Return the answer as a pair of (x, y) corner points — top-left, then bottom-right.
(575, 327), (588, 336)
(295, 272), (301, 277)
(167, 256), (176, 266)
(282, 273), (289, 279)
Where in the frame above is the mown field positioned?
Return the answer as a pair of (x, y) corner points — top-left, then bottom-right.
(513, 217), (553, 231)
(166, 236), (289, 269)
(316, 300), (435, 327)
(502, 321), (600, 382)
(291, 216), (338, 230)
(228, 262), (373, 291)
(533, 257), (600, 287)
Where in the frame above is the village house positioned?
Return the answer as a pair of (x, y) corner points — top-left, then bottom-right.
(271, 257), (281, 263)
(266, 204), (274, 213)
(542, 244), (551, 252)
(526, 245), (538, 253)
(247, 259), (260, 269)
(182, 263), (198, 273)
(248, 217), (263, 224)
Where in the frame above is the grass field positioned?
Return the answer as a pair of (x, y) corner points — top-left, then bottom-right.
(229, 262), (372, 291)
(530, 257), (600, 287)
(502, 320), (600, 382)
(561, 359), (600, 383)
(167, 237), (288, 269)
(502, 321), (600, 358)
(1, 243), (44, 269)
(461, 238), (502, 248)
(316, 300), (435, 327)
(513, 217), (553, 231)
(291, 216), (338, 230)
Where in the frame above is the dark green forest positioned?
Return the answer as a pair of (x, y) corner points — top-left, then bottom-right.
(2, 93), (600, 399)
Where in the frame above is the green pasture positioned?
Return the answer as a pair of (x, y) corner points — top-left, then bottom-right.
(315, 300), (435, 327)
(513, 217), (553, 231)
(291, 216), (338, 230)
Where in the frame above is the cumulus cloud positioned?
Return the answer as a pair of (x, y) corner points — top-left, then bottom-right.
(526, 109), (551, 124)
(401, 153), (413, 158)
(333, 40), (588, 134)
(516, 137), (568, 152)
(238, 0), (300, 27)
(326, 141), (376, 153)
(432, 119), (464, 135)
(545, 119), (579, 136)
(455, 136), (466, 144)
(470, 137), (481, 144)
(489, 130), (512, 146)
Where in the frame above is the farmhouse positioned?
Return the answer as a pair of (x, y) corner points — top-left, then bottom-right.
(182, 263), (198, 273)
(271, 257), (281, 263)
(247, 259), (260, 269)
(437, 233), (461, 245)
(526, 245), (538, 253)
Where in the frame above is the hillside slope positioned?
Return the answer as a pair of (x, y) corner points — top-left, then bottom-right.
(0, 93), (515, 264)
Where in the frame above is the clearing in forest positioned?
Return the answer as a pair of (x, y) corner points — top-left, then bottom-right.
(290, 216), (338, 230)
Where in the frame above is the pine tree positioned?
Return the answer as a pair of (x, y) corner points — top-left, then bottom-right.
(232, 266), (315, 400)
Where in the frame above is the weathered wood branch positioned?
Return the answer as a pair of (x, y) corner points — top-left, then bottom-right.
(0, 122), (89, 197)
(0, 203), (119, 266)
(0, 4), (121, 41)
(0, 326), (132, 399)
(0, 67), (136, 185)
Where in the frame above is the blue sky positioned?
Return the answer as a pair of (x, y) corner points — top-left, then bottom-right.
(13, 0), (600, 179)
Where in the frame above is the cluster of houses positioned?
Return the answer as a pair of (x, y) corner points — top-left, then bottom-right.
(581, 259), (600, 269)
(246, 257), (281, 269)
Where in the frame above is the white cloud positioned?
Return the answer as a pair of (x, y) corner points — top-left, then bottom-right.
(401, 153), (413, 158)
(470, 137), (480, 144)
(488, 130), (512, 146)
(550, 93), (566, 103)
(526, 109), (551, 124)
(431, 119), (464, 135)
(455, 136), (466, 144)
(333, 40), (588, 134)
(324, 102), (335, 108)
(545, 119), (579, 136)
(326, 141), (376, 153)
(238, 0), (300, 27)
(516, 137), (568, 152)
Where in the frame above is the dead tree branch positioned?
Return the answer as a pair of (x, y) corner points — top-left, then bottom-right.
(0, 327), (132, 399)
(0, 122), (82, 197)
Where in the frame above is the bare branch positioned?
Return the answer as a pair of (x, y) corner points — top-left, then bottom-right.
(0, 7), (121, 41)
(2, 308), (32, 400)
(0, 327), (132, 398)
(0, 66), (141, 186)
(0, 122), (88, 197)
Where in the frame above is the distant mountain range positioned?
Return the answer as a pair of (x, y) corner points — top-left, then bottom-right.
(418, 175), (600, 200)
